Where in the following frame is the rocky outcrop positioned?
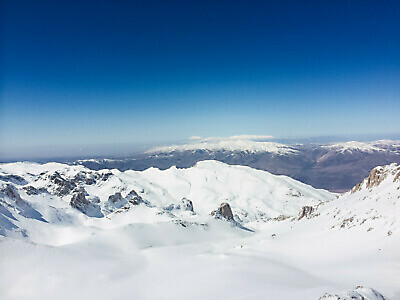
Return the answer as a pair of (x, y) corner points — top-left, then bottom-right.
(108, 192), (123, 203)
(73, 171), (97, 185)
(49, 172), (77, 196)
(211, 202), (233, 220)
(0, 183), (46, 222)
(23, 186), (48, 196)
(181, 198), (193, 212)
(319, 286), (387, 300)
(273, 214), (290, 221)
(298, 206), (314, 220)
(1, 183), (21, 200)
(101, 172), (113, 181)
(126, 190), (144, 205)
(365, 168), (387, 189)
(106, 189), (147, 212)
(70, 191), (89, 210)
(70, 189), (103, 217)
(352, 163), (400, 193)
(0, 174), (28, 185)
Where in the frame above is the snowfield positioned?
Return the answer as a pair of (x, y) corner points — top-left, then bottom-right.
(0, 161), (399, 299)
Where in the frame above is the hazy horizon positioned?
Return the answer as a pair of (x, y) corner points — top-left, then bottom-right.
(2, 132), (400, 162)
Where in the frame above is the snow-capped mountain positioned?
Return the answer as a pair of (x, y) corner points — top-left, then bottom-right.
(0, 161), (399, 299)
(322, 140), (400, 154)
(74, 138), (400, 192)
(0, 160), (333, 240)
(147, 139), (298, 155)
(297, 163), (400, 235)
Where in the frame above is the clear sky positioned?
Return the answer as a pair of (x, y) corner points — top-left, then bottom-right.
(1, 0), (400, 159)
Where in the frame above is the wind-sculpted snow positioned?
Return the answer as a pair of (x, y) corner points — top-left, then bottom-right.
(0, 161), (398, 299)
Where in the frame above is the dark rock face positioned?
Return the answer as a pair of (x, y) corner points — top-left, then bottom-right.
(351, 163), (400, 193)
(298, 206), (314, 220)
(73, 172), (97, 185)
(181, 198), (193, 212)
(220, 203), (233, 219)
(211, 202), (233, 220)
(49, 172), (77, 196)
(70, 189), (103, 217)
(0, 184), (46, 222)
(106, 190), (147, 212)
(0, 174), (28, 185)
(126, 190), (144, 205)
(70, 191), (89, 209)
(101, 172), (113, 181)
(23, 186), (48, 196)
(1, 183), (20, 200)
(108, 192), (123, 203)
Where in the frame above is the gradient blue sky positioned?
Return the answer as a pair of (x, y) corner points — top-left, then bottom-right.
(1, 0), (400, 158)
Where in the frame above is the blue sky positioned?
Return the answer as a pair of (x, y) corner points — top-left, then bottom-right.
(1, 0), (400, 159)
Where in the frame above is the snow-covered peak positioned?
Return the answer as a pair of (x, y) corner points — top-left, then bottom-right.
(351, 162), (400, 193)
(322, 140), (400, 154)
(294, 163), (400, 236)
(322, 141), (384, 153)
(147, 137), (297, 155)
(0, 160), (333, 228)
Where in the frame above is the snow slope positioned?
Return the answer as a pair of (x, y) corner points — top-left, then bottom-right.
(0, 161), (399, 299)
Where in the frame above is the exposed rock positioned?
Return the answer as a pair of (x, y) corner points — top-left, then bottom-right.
(366, 168), (387, 189)
(73, 172), (97, 185)
(211, 202), (233, 220)
(101, 172), (113, 181)
(70, 189), (103, 217)
(351, 182), (362, 193)
(23, 185), (48, 196)
(0, 174), (28, 185)
(70, 191), (89, 209)
(49, 171), (77, 196)
(298, 206), (314, 220)
(319, 286), (387, 300)
(181, 198), (194, 212)
(0, 183), (46, 222)
(392, 164), (400, 182)
(164, 198), (193, 213)
(273, 214), (290, 221)
(126, 189), (144, 205)
(340, 217), (354, 228)
(1, 183), (20, 200)
(108, 192), (123, 203)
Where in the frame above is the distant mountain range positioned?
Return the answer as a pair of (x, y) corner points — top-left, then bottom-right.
(74, 138), (400, 192)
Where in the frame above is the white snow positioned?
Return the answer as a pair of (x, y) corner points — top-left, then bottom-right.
(147, 139), (297, 154)
(0, 161), (399, 299)
(323, 140), (400, 154)
(322, 141), (384, 153)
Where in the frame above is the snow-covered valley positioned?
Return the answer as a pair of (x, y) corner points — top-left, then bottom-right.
(0, 161), (399, 299)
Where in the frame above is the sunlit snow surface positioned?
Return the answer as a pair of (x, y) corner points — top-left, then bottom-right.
(147, 140), (298, 154)
(0, 161), (399, 299)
